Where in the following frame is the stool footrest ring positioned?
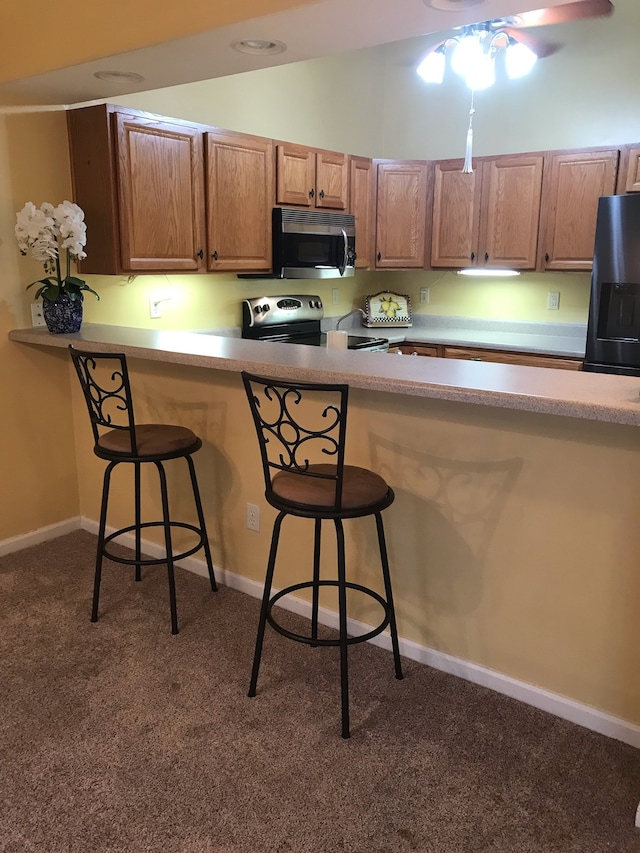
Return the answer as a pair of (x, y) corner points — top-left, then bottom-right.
(103, 521), (206, 566)
(267, 579), (390, 647)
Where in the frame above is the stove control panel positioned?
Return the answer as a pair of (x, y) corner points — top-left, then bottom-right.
(243, 295), (324, 328)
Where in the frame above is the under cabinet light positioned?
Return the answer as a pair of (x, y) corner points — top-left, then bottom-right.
(457, 269), (520, 277)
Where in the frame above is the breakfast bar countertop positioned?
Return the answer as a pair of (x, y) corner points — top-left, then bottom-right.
(9, 322), (640, 427)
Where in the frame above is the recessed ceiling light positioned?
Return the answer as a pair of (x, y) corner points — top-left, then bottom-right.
(230, 38), (287, 56)
(424, 0), (486, 10)
(93, 71), (145, 83)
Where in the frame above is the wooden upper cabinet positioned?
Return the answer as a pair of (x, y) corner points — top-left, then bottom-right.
(538, 149), (619, 272)
(349, 156), (374, 269)
(115, 113), (205, 272)
(430, 154), (543, 270)
(68, 104), (206, 274)
(431, 160), (481, 268)
(276, 142), (348, 209)
(374, 160), (430, 269)
(480, 155), (544, 269)
(618, 145), (640, 193)
(205, 129), (274, 272)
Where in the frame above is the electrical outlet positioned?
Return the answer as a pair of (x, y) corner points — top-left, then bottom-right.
(332, 288), (339, 305)
(246, 502), (260, 532)
(420, 287), (430, 304)
(30, 302), (46, 327)
(547, 291), (560, 310)
(149, 295), (162, 319)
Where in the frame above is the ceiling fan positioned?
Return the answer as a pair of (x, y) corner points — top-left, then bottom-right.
(415, 0), (614, 173)
(417, 0), (614, 88)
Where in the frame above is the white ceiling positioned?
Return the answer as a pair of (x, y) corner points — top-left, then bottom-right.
(0, 0), (581, 107)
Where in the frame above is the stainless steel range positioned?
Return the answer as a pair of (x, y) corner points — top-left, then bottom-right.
(241, 295), (389, 352)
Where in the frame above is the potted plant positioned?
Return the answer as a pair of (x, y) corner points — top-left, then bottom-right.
(15, 200), (99, 334)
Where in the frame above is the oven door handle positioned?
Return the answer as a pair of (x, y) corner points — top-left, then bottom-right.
(339, 229), (348, 277)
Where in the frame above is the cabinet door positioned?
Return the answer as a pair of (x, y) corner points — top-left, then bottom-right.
(618, 145), (640, 193)
(390, 343), (440, 356)
(276, 142), (316, 207)
(205, 130), (274, 272)
(316, 149), (349, 209)
(480, 154), (544, 269)
(443, 346), (582, 370)
(115, 113), (205, 271)
(539, 149), (619, 272)
(375, 161), (429, 269)
(349, 156), (374, 269)
(431, 159), (480, 268)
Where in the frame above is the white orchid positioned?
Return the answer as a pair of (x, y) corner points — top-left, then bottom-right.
(15, 200), (97, 302)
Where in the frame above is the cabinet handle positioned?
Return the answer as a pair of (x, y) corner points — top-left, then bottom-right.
(309, 188), (315, 199)
(377, 252), (381, 262)
(197, 249), (204, 259)
(545, 252), (550, 263)
(471, 252), (475, 261)
(211, 250), (218, 261)
(319, 189), (325, 199)
(484, 252), (489, 262)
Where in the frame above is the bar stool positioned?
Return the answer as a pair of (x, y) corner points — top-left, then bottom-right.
(241, 371), (403, 738)
(69, 346), (217, 634)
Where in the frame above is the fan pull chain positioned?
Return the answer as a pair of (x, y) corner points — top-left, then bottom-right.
(462, 91), (475, 174)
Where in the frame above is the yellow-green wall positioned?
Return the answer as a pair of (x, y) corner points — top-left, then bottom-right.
(0, 111), (79, 541)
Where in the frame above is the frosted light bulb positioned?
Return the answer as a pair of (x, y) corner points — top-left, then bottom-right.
(417, 48), (445, 84)
(451, 33), (483, 78)
(505, 40), (537, 79)
(466, 53), (495, 90)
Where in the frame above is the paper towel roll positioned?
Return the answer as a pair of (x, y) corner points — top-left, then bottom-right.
(326, 330), (348, 349)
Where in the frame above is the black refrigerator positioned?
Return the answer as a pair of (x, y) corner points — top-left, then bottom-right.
(584, 193), (640, 376)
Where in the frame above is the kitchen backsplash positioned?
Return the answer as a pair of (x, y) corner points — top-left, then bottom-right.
(80, 269), (592, 331)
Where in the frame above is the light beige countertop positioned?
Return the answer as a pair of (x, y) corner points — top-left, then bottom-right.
(9, 323), (640, 426)
(321, 315), (588, 358)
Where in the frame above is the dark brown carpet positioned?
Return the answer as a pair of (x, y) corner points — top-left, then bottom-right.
(1, 530), (639, 852)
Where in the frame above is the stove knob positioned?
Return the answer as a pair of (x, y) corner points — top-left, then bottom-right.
(254, 305), (263, 314)
(263, 303), (270, 312)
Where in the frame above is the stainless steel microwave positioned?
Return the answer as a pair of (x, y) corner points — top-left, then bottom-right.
(271, 207), (356, 279)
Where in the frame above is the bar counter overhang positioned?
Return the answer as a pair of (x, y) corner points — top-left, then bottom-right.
(9, 323), (640, 748)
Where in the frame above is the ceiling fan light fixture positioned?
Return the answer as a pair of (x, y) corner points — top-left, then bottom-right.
(417, 45), (446, 84)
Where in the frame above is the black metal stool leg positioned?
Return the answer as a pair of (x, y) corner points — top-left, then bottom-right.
(334, 518), (351, 739)
(375, 512), (403, 680)
(92, 461), (116, 623)
(134, 461), (142, 582)
(310, 518), (322, 645)
(249, 511), (285, 697)
(155, 461), (179, 635)
(185, 453), (217, 592)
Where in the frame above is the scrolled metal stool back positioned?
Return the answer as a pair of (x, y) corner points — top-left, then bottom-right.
(69, 347), (138, 454)
(242, 372), (349, 510)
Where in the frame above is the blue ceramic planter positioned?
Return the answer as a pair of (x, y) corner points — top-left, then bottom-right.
(42, 293), (83, 334)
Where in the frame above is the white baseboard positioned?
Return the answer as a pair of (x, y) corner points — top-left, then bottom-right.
(4, 517), (640, 751)
(0, 517), (82, 557)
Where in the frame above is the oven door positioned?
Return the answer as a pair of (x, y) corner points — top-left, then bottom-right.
(273, 208), (356, 279)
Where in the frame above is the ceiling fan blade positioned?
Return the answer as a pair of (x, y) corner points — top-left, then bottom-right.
(502, 26), (560, 58)
(514, 0), (614, 28)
